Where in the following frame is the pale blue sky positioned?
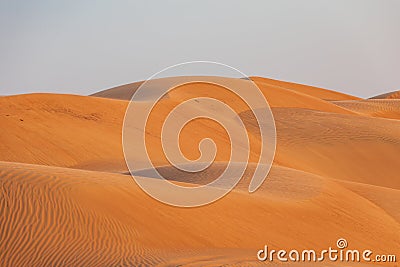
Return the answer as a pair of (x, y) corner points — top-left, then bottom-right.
(0, 0), (399, 97)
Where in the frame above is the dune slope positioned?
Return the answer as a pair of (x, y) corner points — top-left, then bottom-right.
(239, 106), (400, 189)
(333, 99), (400, 120)
(1, 161), (399, 266)
(271, 108), (400, 189)
(250, 76), (360, 101)
(0, 93), (127, 171)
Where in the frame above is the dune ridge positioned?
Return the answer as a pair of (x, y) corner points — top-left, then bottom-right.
(250, 76), (361, 101)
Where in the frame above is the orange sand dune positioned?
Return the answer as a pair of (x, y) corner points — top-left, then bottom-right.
(1, 161), (399, 266)
(250, 79), (355, 114)
(0, 93), (127, 171)
(338, 179), (400, 222)
(269, 107), (400, 189)
(2, 92), (400, 189)
(1, 79), (400, 266)
(333, 99), (400, 120)
(250, 76), (361, 101)
(370, 90), (400, 100)
(93, 76), (356, 115)
(0, 93), (257, 169)
(0, 87), (350, 172)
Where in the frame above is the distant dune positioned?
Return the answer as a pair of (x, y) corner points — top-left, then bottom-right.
(92, 76), (357, 114)
(92, 75), (360, 101)
(370, 90), (400, 100)
(250, 76), (361, 101)
(1, 77), (399, 266)
(91, 81), (143, 101)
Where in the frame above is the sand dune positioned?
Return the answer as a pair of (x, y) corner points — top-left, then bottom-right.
(1, 77), (399, 265)
(269, 107), (400, 189)
(370, 90), (400, 100)
(238, 106), (400, 189)
(0, 92), (257, 170)
(91, 81), (144, 101)
(1, 161), (399, 266)
(251, 79), (356, 114)
(4, 92), (398, 188)
(0, 93), (127, 171)
(92, 76), (357, 115)
(338, 179), (400, 222)
(250, 76), (361, 101)
(0, 90), (355, 171)
(333, 99), (400, 120)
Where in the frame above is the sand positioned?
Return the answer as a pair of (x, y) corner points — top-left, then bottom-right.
(1, 162), (399, 266)
(1, 77), (399, 266)
(333, 99), (400, 120)
(370, 90), (400, 100)
(0, 93), (127, 171)
(250, 76), (361, 101)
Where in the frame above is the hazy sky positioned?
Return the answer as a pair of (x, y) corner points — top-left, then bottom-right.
(1, 0), (399, 98)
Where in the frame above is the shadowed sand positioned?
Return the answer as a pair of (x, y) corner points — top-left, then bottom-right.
(370, 90), (400, 100)
(1, 77), (399, 266)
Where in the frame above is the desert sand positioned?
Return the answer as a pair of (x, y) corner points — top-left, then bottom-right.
(371, 90), (400, 100)
(1, 77), (399, 266)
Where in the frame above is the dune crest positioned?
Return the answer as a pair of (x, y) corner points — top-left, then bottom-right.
(250, 76), (360, 101)
(370, 90), (400, 100)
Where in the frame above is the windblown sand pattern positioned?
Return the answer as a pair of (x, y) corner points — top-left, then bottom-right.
(333, 99), (400, 120)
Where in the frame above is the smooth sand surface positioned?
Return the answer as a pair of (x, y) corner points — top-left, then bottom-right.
(1, 78), (399, 266)
(0, 93), (127, 171)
